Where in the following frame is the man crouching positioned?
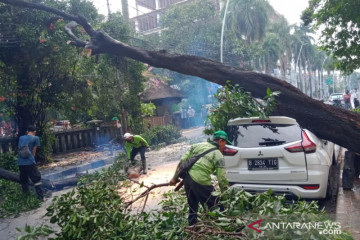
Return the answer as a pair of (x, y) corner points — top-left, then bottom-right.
(169, 130), (230, 226)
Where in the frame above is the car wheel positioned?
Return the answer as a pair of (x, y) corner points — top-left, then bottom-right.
(326, 152), (340, 200)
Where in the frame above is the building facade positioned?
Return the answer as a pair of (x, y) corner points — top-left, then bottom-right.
(131, 0), (219, 35)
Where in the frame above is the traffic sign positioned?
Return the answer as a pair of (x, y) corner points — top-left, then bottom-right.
(326, 78), (333, 85)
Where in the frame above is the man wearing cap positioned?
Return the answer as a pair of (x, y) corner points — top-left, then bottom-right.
(124, 133), (150, 174)
(169, 130), (230, 226)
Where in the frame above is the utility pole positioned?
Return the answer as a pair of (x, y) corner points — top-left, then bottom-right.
(106, 0), (111, 16)
(121, 0), (129, 21)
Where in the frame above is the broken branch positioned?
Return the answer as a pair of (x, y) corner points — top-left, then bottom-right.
(124, 182), (170, 210)
(64, 21), (86, 47)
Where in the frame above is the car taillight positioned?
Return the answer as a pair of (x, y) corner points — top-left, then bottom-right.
(222, 147), (238, 156)
(300, 185), (319, 190)
(252, 120), (271, 123)
(285, 131), (316, 153)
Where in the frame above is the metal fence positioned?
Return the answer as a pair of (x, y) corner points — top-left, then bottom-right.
(0, 125), (120, 155)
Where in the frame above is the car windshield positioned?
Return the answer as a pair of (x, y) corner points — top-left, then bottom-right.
(227, 124), (302, 148)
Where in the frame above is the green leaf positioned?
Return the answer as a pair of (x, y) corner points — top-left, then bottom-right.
(267, 88), (272, 96)
(24, 224), (31, 233)
(236, 218), (244, 225)
(215, 222), (231, 226)
(207, 212), (217, 217)
(218, 217), (232, 222)
(211, 191), (221, 197)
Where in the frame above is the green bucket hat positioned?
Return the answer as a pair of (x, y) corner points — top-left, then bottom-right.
(112, 117), (118, 121)
(213, 130), (232, 145)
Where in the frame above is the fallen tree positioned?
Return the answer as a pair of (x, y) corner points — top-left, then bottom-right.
(0, 167), (64, 190)
(1, 0), (360, 153)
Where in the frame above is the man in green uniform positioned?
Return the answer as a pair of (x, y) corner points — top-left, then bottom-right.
(124, 132), (150, 174)
(170, 130), (230, 226)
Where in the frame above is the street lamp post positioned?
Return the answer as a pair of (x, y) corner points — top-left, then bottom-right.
(295, 43), (306, 90)
(220, 0), (230, 63)
(320, 56), (328, 99)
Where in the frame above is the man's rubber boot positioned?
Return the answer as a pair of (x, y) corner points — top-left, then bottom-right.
(142, 160), (147, 174)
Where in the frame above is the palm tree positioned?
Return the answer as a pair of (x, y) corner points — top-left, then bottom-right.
(291, 25), (313, 92)
(262, 33), (281, 74)
(310, 50), (327, 99)
(267, 17), (292, 80)
(226, 0), (272, 44)
(303, 44), (316, 96)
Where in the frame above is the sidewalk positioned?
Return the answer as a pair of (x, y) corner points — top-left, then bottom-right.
(336, 179), (360, 239)
(0, 128), (204, 239)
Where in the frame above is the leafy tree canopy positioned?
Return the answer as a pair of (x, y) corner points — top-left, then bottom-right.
(0, 0), (148, 163)
(302, 0), (360, 73)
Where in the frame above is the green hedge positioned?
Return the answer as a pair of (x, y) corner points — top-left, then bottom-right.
(142, 125), (181, 146)
(0, 152), (18, 172)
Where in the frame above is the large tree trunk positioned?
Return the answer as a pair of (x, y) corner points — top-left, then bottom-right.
(16, 66), (35, 136)
(1, 0), (360, 155)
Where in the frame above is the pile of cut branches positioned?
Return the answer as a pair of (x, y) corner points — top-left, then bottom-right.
(15, 155), (353, 240)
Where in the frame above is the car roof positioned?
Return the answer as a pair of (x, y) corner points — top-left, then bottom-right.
(330, 93), (343, 96)
(228, 116), (297, 125)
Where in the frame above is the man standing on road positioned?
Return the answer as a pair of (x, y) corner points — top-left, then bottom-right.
(181, 106), (188, 129)
(169, 130), (230, 226)
(352, 88), (360, 108)
(17, 125), (44, 201)
(344, 90), (351, 109)
(187, 105), (196, 128)
(124, 133), (150, 174)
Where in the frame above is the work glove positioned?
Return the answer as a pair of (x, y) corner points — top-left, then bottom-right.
(169, 177), (179, 186)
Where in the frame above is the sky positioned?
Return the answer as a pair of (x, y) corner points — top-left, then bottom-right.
(267, 0), (309, 25)
(92, 0), (310, 25)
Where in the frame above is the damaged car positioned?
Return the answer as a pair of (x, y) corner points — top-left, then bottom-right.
(223, 116), (339, 200)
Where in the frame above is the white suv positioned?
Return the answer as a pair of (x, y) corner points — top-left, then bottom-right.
(223, 116), (338, 199)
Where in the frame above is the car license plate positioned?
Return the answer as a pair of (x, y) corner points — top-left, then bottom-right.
(248, 158), (278, 170)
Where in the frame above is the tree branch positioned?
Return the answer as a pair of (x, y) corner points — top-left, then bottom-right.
(1, 0), (360, 153)
(124, 181), (170, 210)
(64, 21), (86, 47)
(0, 0), (95, 36)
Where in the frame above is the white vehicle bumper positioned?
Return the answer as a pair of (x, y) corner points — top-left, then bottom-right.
(229, 165), (329, 199)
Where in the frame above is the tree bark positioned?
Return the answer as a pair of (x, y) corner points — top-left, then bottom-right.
(0, 167), (21, 183)
(16, 66), (35, 136)
(0, 167), (53, 189)
(1, 0), (360, 154)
